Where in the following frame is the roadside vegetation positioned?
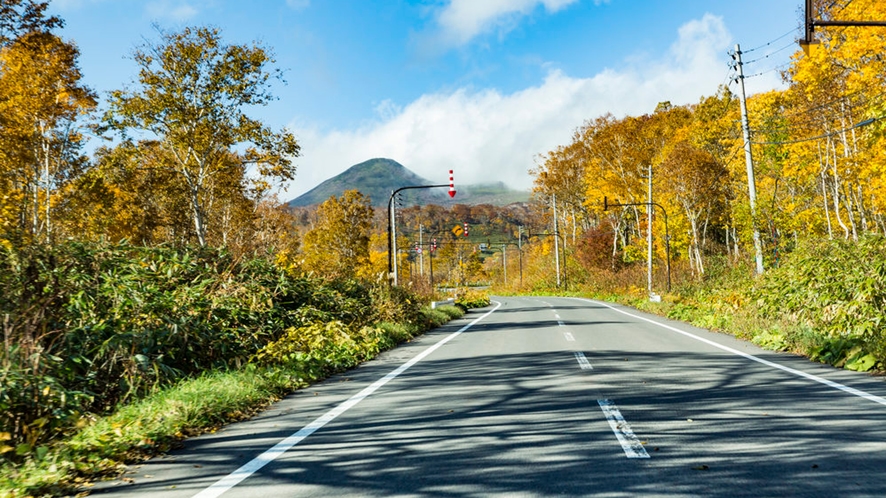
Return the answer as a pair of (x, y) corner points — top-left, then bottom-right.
(0, 240), (468, 496)
(514, 0), (886, 375)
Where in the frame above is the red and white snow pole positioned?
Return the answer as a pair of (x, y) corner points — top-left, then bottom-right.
(449, 170), (456, 198)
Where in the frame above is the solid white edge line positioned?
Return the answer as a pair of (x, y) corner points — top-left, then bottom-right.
(576, 298), (886, 407)
(193, 301), (503, 498)
(574, 351), (593, 370)
(598, 399), (649, 458)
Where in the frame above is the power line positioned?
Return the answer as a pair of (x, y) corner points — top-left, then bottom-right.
(751, 115), (884, 145)
(778, 88), (883, 119)
(745, 89), (886, 134)
(745, 40), (799, 65)
(743, 61), (793, 79)
(744, 28), (798, 53)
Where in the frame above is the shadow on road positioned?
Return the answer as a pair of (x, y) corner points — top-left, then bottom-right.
(94, 333), (886, 497)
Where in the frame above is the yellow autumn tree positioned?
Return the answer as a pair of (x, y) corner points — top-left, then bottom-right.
(0, 29), (95, 244)
(302, 190), (373, 280)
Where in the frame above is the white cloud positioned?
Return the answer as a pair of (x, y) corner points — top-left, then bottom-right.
(430, 0), (580, 47)
(145, 1), (199, 22)
(283, 14), (782, 200)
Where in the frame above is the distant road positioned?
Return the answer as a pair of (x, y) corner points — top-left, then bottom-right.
(93, 296), (886, 497)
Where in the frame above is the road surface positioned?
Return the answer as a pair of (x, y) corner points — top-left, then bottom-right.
(91, 296), (886, 497)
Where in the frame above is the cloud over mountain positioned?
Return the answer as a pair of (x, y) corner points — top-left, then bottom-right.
(284, 14), (779, 198)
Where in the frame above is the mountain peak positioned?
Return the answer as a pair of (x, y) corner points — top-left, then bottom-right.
(288, 158), (441, 207)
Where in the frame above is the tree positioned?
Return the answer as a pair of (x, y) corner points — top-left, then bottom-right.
(302, 190), (373, 280)
(660, 141), (727, 274)
(104, 26), (300, 247)
(0, 30), (95, 243)
(0, 0), (62, 48)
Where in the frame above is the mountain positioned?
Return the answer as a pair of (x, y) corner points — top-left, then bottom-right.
(287, 158), (529, 207)
(287, 158), (442, 208)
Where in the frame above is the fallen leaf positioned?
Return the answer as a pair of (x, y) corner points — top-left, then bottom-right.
(692, 465), (710, 471)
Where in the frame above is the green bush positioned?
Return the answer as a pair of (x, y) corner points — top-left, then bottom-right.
(752, 236), (886, 370)
(0, 241), (431, 462)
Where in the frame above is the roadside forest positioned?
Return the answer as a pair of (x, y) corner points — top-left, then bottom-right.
(531, 1), (886, 374)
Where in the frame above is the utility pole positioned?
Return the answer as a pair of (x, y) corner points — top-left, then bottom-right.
(733, 44), (765, 275)
(419, 224), (424, 278)
(647, 164), (653, 296)
(552, 194), (561, 287)
(501, 244), (507, 286)
(390, 194), (399, 283)
(518, 225), (524, 288)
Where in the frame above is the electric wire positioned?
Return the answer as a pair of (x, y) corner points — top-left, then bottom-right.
(744, 40), (800, 65)
(741, 88), (886, 135)
(743, 61), (793, 79)
(751, 115), (884, 145)
(744, 28), (798, 53)
(771, 88), (882, 121)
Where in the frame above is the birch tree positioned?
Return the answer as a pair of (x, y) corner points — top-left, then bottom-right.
(104, 26), (300, 247)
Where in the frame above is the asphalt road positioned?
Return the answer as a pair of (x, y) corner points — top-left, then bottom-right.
(91, 296), (886, 497)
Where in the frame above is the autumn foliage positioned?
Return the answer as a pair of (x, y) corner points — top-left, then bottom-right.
(536, 0), (886, 282)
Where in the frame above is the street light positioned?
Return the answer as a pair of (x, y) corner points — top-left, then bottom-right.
(387, 172), (456, 286)
(603, 196), (672, 293)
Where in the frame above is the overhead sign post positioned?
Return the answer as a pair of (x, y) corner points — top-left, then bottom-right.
(801, 0), (886, 55)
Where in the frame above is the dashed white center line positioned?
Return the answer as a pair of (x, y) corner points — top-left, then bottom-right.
(598, 399), (649, 459)
(573, 351), (592, 369)
(563, 331), (575, 341)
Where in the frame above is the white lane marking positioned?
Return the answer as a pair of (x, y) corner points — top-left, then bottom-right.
(194, 302), (503, 498)
(574, 352), (593, 370)
(564, 331), (575, 341)
(558, 320), (566, 327)
(598, 399), (649, 458)
(578, 298), (886, 408)
(554, 313), (561, 319)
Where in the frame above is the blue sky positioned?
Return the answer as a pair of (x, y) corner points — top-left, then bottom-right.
(49, 0), (803, 199)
